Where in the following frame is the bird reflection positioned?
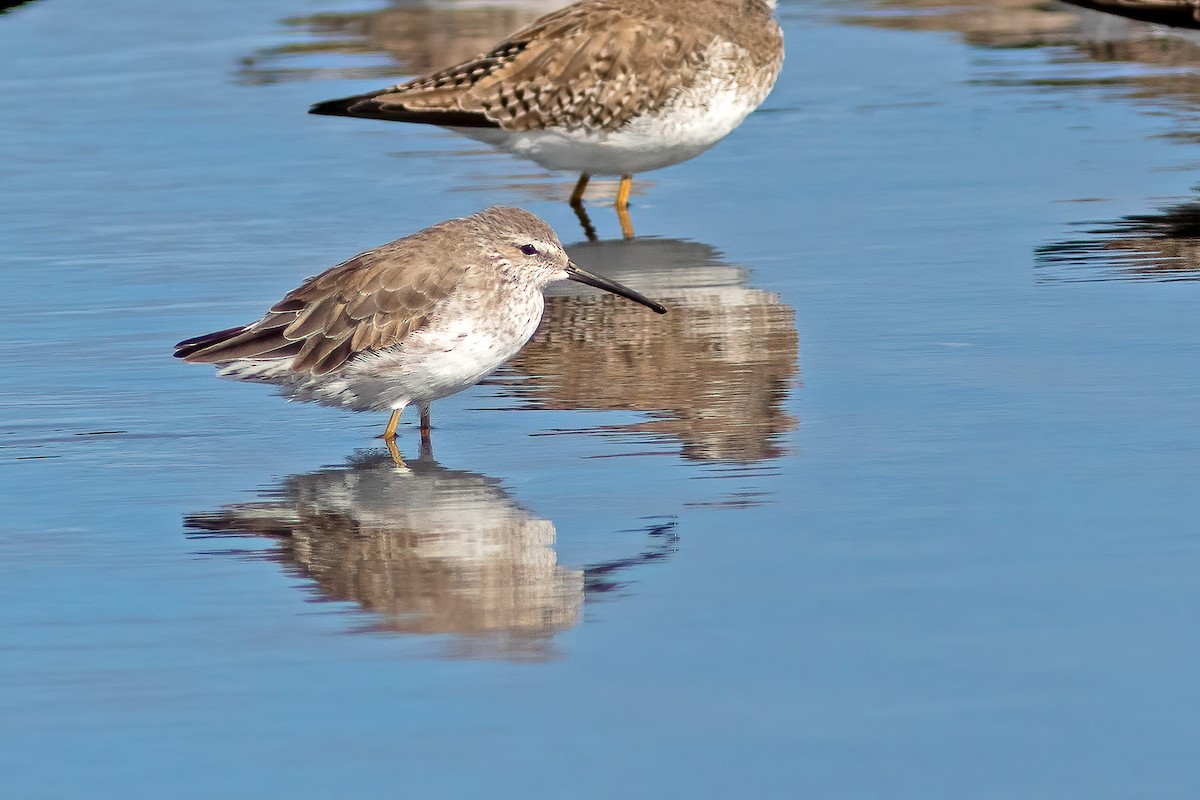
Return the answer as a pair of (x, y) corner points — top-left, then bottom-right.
(1058, 1), (1200, 30)
(849, 0), (1200, 285)
(848, 0), (1200, 103)
(1036, 197), (1200, 282)
(844, 0), (1081, 47)
(185, 448), (677, 660)
(239, 0), (568, 85)
(0, 1), (40, 16)
(495, 237), (799, 465)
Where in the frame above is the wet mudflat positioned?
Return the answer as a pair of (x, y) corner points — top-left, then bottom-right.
(3, 0), (1200, 796)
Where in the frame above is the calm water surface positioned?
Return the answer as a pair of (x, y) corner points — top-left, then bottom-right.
(3, 0), (1200, 795)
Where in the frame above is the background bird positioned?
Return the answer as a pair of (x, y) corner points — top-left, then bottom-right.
(309, 0), (784, 237)
(174, 207), (666, 445)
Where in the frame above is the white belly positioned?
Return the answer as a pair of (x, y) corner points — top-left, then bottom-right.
(344, 298), (545, 410)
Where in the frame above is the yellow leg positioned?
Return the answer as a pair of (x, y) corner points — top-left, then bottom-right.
(615, 174), (632, 210)
(419, 404), (431, 436)
(616, 175), (635, 239)
(384, 436), (407, 469)
(616, 205), (635, 239)
(382, 408), (401, 439)
(569, 173), (590, 205)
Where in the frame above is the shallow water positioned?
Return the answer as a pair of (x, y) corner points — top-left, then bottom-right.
(4, 0), (1200, 795)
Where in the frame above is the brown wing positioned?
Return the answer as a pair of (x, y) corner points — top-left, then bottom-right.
(175, 237), (471, 377)
(309, 0), (700, 133)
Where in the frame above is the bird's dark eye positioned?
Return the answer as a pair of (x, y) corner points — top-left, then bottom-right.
(519, 244), (539, 256)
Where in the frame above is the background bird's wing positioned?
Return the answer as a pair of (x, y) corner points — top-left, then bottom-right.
(310, 1), (700, 132)
(175, 238), (470, 376)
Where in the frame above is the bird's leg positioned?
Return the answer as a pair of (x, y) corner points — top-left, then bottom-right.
(569, 173), (590, 206)
(419, 404), (432, 440)
(571, 202), (598, 242)
(382, 408), (401, 439)
(615, 174), (633, 210)
(616, 174), (635, 239)
(616, 206), (636, 239)
(418, 410), (433, 458)
(384, 436), (407, 469)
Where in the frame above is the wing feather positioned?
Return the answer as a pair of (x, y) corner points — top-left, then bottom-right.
(309, 0), (703, 132)
(174, 228), (473, 376)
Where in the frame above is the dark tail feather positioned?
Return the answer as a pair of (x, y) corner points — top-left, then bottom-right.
(309, 93), (500, 129)
(174, 322), (298, 364)
(174, 325), (248, 360)
(309, 92), (378, 118)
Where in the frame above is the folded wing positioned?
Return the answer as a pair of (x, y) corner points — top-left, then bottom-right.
(309, 0), (699, 133)
(175, 239), (471, 377)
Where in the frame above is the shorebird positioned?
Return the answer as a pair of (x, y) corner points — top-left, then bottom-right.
(309, 0), (784, 238)
(186, 449), (586, 649)
(174, 207), (666, 447)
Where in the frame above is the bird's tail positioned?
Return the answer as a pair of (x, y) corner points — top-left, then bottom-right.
(174, 322), (301, 363)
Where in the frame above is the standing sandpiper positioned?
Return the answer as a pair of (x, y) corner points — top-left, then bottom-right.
(174, 207), (666, 449)
(309, 0), (784, 237)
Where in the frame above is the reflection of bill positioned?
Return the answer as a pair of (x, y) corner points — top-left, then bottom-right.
(241, 1), (571, 84)
(497, 238), (799, 464)
(186, 450), (676, 660)
(1037, 198), (1200, 282)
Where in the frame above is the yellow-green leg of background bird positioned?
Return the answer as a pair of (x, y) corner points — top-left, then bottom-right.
(569, 173), (590, 206)
(616, 175), (635, 239)
(382, 408), (401, 439)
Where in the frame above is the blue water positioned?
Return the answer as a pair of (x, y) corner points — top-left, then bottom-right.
(3, 0), (1200, 795)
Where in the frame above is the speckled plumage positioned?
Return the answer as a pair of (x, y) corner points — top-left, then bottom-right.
(310, 0), (783, 178)
(174, 207), (666, 434)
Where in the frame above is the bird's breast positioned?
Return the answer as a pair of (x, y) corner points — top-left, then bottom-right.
(349, 287), (545, 403)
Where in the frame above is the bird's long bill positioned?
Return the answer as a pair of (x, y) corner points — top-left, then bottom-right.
(565, 261), (668, 314)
